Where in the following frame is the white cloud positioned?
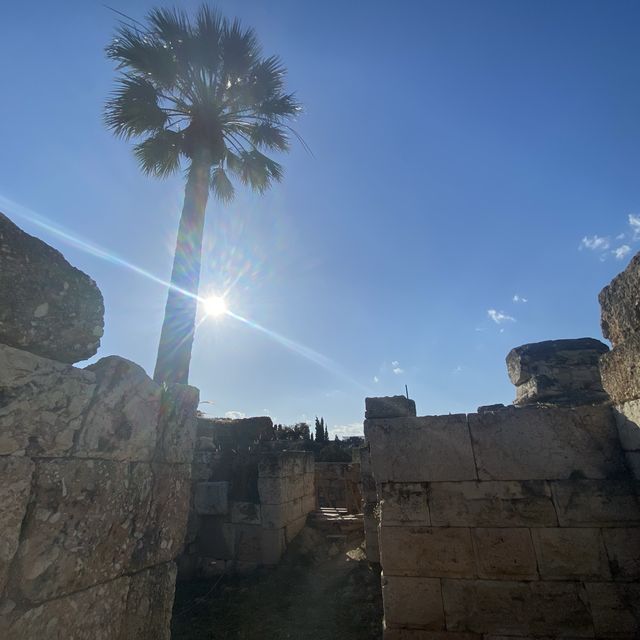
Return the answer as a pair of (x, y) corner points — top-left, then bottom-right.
(225, 410), (246, 420)
(330, 422), (364, 439)
(580, 235), (610, 251)
(629, 214), (640, 240)
(392, 367), (404, 375)
(512, 294), (528, 303)
(613, 245), (631, 260)
(453, 365), (463, 375)
(488, 309), (515, 324)
(617, 233), (626, 240)
(391, 360), (399, 367)
(373, 375), (379, 383)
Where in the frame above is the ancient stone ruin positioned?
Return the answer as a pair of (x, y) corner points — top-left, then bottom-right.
(362, 255), (640, 638)
(0, 214), (198, 639)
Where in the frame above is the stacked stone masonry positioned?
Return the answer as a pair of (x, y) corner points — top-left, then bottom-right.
(315, 461), (362, 512)
(179, 417), (315, 578)
(0, 345), (198, 640)
(365, 400), (640, 639)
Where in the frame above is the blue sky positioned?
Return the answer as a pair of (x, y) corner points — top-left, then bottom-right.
(1, 1), (639, 436)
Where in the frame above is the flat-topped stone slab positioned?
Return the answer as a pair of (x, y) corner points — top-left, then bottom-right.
(506, 338), (609, 406)
(365, 396), (416, 419)
(0, 212), (104, 363)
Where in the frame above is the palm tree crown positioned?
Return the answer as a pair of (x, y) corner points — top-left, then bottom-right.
(105, 5), (301, 385)
(105, 5), (300, 199)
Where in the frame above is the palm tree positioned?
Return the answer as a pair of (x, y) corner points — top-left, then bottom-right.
(105, 6), (300, 384)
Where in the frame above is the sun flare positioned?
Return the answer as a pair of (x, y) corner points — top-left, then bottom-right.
(203, 295), (228, 318)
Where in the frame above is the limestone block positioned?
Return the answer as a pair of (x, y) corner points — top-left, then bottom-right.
(551, 478), (640, 526)
(0, 456), (34, 591)
(197, 517), (234, 560)
(364, 502), (380, 563)
(379, 482), (430, 526)
(77, 356), (161, 461)
(285, 513), (308, 543)
(233, 525), (285, 565)
(614, 399), (640, 451)
(258, 475), (305, 504)
(599, 334), (640, 404)
(194, 481), (229, 515)
(586, 582), (640, 637)
(531, 528), (611, 580)
(14, 459), (150, 601)
(0, 212), (104, 363)
(121, 562), (177, 640)
(365, 415), (477, 482)
(303, 471), (315, 496)
(155, 383), (198, 464)
(472, 528), (537, 580)
(379, 526), (474, 578)
(468, 405), (624, 480)
(599, 250), (640, 346)
(506, 338), (609, 406)
(384, 631), (480, 640)
(429, 480), (557, 527)
(441, 579), (592, 636)
(131, 462), (191, 571)
(261, 497), (304, 528)
(602, 528), (640, 581)
(365, 395), (416, 419)
(382, 575), (444, 630)
(0, 344), (96, 456)
(1, 574), (129, 640)
(258, 451), (305, 478)
(197, 416), (273, 449)
(230, 501), (261, 525)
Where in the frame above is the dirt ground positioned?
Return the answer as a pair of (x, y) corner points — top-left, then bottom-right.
(171, 527), (383, 640)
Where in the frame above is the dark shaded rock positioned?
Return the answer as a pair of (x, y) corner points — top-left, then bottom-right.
(600, 332), (640, 404)
(599, 250), (640, 347)
(0, 212), (104, 363)
(365, 396), (416, 419)
(506, 338), (609, 406)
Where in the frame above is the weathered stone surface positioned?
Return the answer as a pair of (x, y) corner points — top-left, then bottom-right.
(77, 356), (161, 461)
(379, 526), (474, 578)
(366, 396), (417, 419)
(602, 528), (640, 581)
(379, 482), (430, 526)
(506, 338), (609, 406)
(551, 478), (640, 526)
(258, 474), (305, 504)
(0, 344), (96, 456)
(586, 582), (640, 637)
(429, 480), (557, 527)
(0, 212), (104, 363)
(472, 528), (537, 580)
(259, 451), (307, 478)
(442, 579), (592, 636)
(382, 575), (444, 630)
(531, 528), (611, 580)
(384, 632), (480, 640)
(155, 383), (198, 464)
(121, 562), (177, 640)
(599, 333), (640, 404)
(366, 415), (477, 482)
(0, 456), (34, 591)
(599, 250), (640, 347)
(197, 517), (234, 560)
(468, 405), (624, 480)
(364, 502), (380, 563)
(194, 481), (229, 515)
(285, 513), (308, 543)
(1, 574), (129, 640)
(230, 501), (261, 525)
(614, 399), (640, 451)
(196, 416), (273, 449)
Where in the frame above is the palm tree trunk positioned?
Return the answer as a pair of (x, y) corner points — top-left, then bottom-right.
(153, 155), (210, 384)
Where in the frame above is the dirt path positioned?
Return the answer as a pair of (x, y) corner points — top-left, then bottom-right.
(171, 528), (382, 640)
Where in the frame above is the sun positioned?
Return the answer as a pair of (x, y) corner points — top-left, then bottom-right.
(202, 295), (228, 318)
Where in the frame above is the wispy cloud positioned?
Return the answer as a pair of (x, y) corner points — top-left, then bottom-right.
(629, 214), (640, 240)
(488, 309), (516, 324)
(392, 367), (404, 375)
(330, 422), (364, 438)
(373, 375), (379, 383)
(613, 245), (631, 260)
(453, 365), (463, 375)
(225, 410), (246, 419)
(512, 294), (528, 303)
(580, 235), (610, 251)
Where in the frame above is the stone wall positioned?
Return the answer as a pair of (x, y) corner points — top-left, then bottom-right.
(315, 461), (362, 512)
(365, 398), (639, 639)
(599, 252), (640, 481)
(0, 213), (198, 639)
(180, 417), (315, 578)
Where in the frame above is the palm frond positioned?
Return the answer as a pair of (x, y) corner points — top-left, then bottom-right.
(211, 166), (235, 202)
(248, 122), (289, 151)
(133, 130), (182, 177)
(220, 18), (261, 81)
(230, 149), (283, 193)
(105, 75), (167, 139)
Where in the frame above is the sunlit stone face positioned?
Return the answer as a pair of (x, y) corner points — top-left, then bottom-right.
(203, 295), (228, 317)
